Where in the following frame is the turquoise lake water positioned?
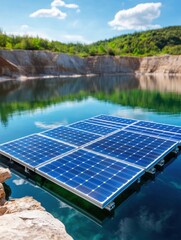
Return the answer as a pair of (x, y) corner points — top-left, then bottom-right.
(0, 75), (181, 240)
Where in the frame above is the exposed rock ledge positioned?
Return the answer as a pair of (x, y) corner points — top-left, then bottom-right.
(0, 167), (72, 240)
(0, 50), (181, 80)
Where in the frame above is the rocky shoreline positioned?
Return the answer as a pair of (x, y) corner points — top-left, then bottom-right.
(0, 167), (72, 240)
(0, 50), (181, 80)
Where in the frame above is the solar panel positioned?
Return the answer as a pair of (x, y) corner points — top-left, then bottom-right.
(69, 121), (117, 136)
(135, 121), (181, 135)
(41, 126), (100, 147)
(94, 115), (138, 125)
(0, 134), (75, 169)
(86, 130), (178, 170)
(36, 149), (143, 208)
(85, 119), (126, 129)
(125, 125), (181, 142)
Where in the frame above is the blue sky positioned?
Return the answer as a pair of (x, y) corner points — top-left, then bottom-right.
(0, 0), (181, 43)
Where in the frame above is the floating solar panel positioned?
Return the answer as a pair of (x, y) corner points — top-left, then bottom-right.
(126, 125), (181, 142)
(69, 121), (117, 136)
(86, 130), (178, 170)
(135, 121), (181, 135)
(36, 149), (143, 209)
(0, 114), (180, 210)
(85, 119), (126, 129)
(0, 134), (75, 170)
(41, 126), (100, 147)
(94, 115), (138, 125)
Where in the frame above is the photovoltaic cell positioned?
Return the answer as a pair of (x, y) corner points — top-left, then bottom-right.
(94, 115), (138, 125)
(41, 126), (100, 146)
(86, 130), (177, 169)
(69, 121), (117, 136)
(126, 125), (181, 142)
(0, 134), (75, 169)
(135, 121), (181, 135)
(85, 119), (126, 129)
(37, 149), (143, 208)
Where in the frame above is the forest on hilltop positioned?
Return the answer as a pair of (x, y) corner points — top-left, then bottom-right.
(0, 26), (181, 57)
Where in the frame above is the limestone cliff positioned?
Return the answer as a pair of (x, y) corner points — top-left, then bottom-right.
(138, 55), (181, 75)
(0, 50), (181, 79)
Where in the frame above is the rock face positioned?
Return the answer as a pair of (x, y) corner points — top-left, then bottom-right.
(1, 196), (45, 214)
(85, 55), (140, 74)
(0, 50), (181, 79)
(138, 55), (181, 74)
(0, 168), (73, 240)
(0, 50), (86, 76)
(0, 210), (72, 240)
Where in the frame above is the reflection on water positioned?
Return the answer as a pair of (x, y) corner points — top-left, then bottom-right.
(0, 75), (181, 125)
(0, 75), (181, 240)
(138, 74), (181, 93)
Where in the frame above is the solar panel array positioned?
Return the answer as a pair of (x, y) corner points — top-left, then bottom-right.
(0, 114), (180, 209)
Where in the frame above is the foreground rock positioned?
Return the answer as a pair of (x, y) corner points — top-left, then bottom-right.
(0, 167), (11, 183)
(0, 50), (181, 79)
(0, 167), (73, 240)
(0, 210), (72, 240)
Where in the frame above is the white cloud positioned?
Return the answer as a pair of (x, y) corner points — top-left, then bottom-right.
(13, 179), (27, 186)
(30, 7), (67, 20)
(51, 0), (79, 9)
(116, 207), (173, 239)
(109, 2), (162, 31)
(35, 121), (66, 129)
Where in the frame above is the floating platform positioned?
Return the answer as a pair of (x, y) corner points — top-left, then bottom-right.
(0, 115), (181, 210)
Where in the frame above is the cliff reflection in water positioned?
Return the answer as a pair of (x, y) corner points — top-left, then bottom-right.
(0, 74), (181, 125)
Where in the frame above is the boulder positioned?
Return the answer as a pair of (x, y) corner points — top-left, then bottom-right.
(0, 167), (11, 183)
(0, 210), (73, 240)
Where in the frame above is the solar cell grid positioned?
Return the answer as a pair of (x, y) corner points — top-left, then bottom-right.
(85, 119), (127, 129)
(126, 125), (181, 142)
(69, 121), (116, 135)
(94, 115), (138, 125)
(41, 126), (100, 146)
(86, 130), (177, 169)
(0, 134), (75, 168)
(37, 149), (143, 208)
(135, 121), (181, 134)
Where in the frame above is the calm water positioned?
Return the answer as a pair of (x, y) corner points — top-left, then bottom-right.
(0, 75), (181, 240)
